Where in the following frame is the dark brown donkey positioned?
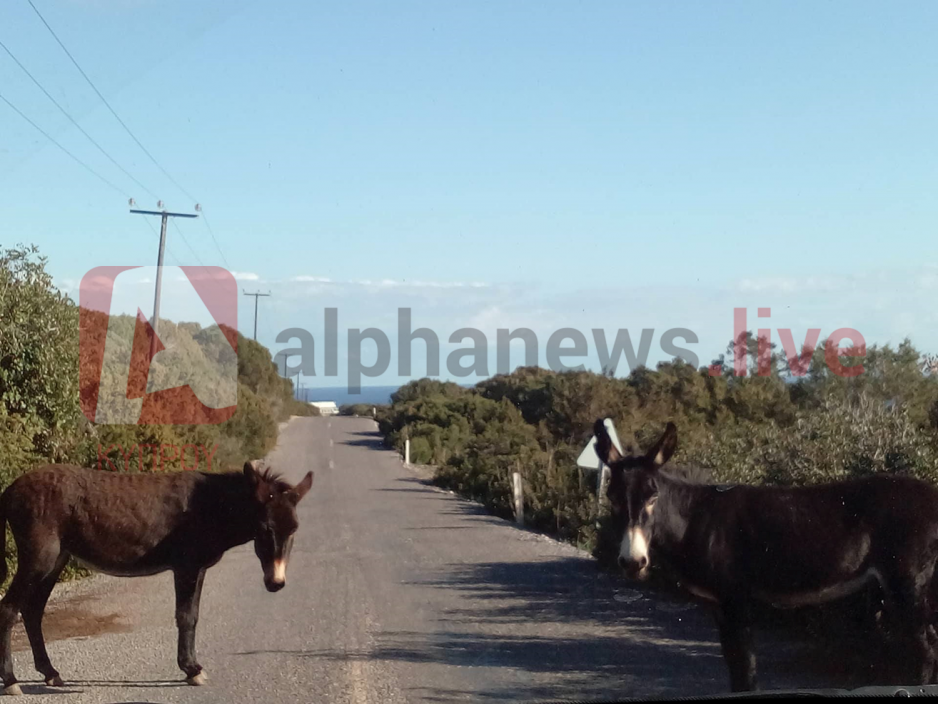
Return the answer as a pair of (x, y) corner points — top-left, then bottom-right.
(0, 462), (313, 695)
(594, 418), (938, 692)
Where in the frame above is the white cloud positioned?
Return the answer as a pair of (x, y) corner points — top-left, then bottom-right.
(291, 275), (333, 283)
(738, 276), (845, 293)
(310, 278), (491, 290)
(232, 271), (259, 281)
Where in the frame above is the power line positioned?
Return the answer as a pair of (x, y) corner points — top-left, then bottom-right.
(197, 209), (231, 269)
(25, 0), (198, 204)
(260, 312), (280, 353)
(24, 0), (234, 273)
(0, 37), (158, 200)
(0, 83), (184, 266)
(171, 218), (205, 265)
(0, 90), (128, 197)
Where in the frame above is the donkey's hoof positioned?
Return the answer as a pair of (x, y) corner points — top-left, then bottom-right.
(2, 683), (22, 696)
(186, 671), (208, 686)
(45, 675), (65, 687)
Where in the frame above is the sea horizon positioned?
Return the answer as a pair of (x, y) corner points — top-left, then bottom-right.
(297, 382), (479, 407)
(298, 385), (401, 407)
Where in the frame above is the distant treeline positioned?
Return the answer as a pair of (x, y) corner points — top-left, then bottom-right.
(377, 334), (938, 558)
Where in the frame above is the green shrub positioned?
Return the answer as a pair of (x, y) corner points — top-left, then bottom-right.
(340, 403), (381, 417)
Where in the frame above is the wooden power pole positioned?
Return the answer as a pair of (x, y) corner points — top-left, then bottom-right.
(130, 204), (198, 356)
(243, 290), (270, 341)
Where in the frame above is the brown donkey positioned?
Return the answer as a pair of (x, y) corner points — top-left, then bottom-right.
(0, 462), (313, 695)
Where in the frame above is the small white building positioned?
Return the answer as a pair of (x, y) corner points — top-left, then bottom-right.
(309, 401), (339, 416)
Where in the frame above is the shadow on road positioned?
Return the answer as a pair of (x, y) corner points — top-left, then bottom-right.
(237, 555), (893, 699)
(342, 438), (386, 449)
(374, 487), (435, 494)
(340, 429), (388, 451)
(235, 553), (725, 699)
(14, 677), (185, 697)
(53, 679), (186, 688)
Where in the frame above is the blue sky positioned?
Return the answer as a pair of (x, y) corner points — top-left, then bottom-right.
(2, 0), (937, 390)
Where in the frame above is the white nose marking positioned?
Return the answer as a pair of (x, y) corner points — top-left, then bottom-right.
(271, 559), (287, 582)
(621, 526), (649, 565)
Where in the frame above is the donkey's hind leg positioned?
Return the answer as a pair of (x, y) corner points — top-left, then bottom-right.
(926, 624), (938, 684)
(0, 537), (68, 695)
(173, 568), (207, 685)
(898, 619), (935, 684)
(882, 575), (935, 685)
(714, 600), (757, 692)
(21, 551), (69, 686)
(0, 577), (25, 695)
(0, 570), (37, 696)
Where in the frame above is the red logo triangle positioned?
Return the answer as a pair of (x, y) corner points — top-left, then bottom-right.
(126, 308), (165, 400)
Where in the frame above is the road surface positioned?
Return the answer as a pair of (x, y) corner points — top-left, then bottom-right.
(11, 416), (875, 702)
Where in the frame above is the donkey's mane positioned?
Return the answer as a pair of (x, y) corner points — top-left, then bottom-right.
(255, 466), (295, 492)
(660, 462), (712, 485)
(257, 467), (282, 483)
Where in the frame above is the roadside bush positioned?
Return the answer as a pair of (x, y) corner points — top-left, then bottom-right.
(340, 403), (380, 417)
(690, 396), (938, 486)
(285, 398), (321, 417)
(0, 245), (81, 466)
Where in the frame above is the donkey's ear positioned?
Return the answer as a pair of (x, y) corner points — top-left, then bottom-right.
(646, 422), (678, 469)
(594, 418), (622, 466)
(245, 461), (273, 503)
(289, 471), (314, 505)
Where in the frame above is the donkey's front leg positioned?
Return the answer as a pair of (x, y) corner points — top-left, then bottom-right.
(173, 568), (207, 685)
(714, 600), (757, 692)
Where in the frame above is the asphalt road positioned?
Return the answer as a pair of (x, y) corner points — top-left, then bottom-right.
(11, 416), (875, 703)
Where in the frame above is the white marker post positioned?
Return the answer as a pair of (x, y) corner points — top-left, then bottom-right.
(404, 438), (410, 466)
(512, 471), (524, 525)
(597, 460), (611, 512)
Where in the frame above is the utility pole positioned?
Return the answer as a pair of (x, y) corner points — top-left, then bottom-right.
(130, 202), (198, 357)
(243, 290), (271, 341)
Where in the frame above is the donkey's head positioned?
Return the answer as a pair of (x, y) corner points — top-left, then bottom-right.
(243, 462), (314, 592)
(594, 419), (677, 581)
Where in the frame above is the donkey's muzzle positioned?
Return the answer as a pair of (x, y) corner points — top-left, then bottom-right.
(263, 559), (287, 592)
(619, 555), (649, 580)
